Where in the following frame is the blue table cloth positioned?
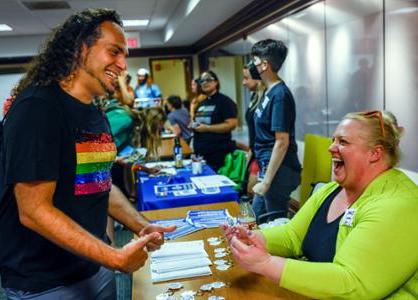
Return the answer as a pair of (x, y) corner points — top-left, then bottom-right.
(137, 165), (239, 211)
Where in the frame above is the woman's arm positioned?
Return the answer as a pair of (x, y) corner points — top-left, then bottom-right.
(279, 194), (418, 299)
(117, 73), (134, 106)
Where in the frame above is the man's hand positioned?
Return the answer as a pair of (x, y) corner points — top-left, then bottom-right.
(139, 224), (176, 251)
(252, 181), (270, 196)
(116, 232), (160, 273)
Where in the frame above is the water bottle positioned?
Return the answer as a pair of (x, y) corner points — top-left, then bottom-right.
(173, 137), (183, 168)
(237, 196), (257, 230)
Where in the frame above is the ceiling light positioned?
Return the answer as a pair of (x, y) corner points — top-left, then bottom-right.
(22, 1), (70, 10)
(186, 0), (200, 16)
(0, 24), (12, 31)
(123, 20), (149, 27)
(389, 7), (418, 15)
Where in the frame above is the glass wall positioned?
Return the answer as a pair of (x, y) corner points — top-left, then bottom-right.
(281, 2), (327, 139)
(385, 0), (418, 171)
(218, 0), (418, 171)
(326, 0), (384, 134)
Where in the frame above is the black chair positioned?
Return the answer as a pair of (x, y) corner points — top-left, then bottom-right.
(256, 210), (287, 225)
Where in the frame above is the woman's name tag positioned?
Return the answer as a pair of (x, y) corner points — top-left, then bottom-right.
(341, 208), (356, 227)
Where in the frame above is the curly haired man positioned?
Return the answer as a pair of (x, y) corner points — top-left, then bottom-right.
(0, 8), (174, 299)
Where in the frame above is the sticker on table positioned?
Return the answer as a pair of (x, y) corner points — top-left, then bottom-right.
(215, 252), (228, 258)
(167, 282), (184, 290)
(156, 293), (176, 300)
(216, 264), (231, 271)
(208, 296), (225, 300)
(180, 290), (196, 300)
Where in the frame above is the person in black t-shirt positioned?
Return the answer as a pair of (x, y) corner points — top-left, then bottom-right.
(248, 39), (301, 221)
(242, 66), (266, 195)
(193, 71), (238, 171)
(0, 9), (174, 298)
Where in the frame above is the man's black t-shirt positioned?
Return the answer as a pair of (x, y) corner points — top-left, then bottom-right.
(0, 84), (116, 292)
(194, 92), (237, 154)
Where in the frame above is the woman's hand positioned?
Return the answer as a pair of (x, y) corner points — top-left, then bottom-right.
(221, 224), (251, 244)
(221, 224), (266, 246)
(230, 234), (284, 282)
(230, 233), (271, 274)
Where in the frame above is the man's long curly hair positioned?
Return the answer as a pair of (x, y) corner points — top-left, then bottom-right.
(12, 8), (123, 97)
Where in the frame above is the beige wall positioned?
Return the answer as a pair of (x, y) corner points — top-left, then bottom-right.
(192, 55), (200, 79)
(151, 59), (187, 99)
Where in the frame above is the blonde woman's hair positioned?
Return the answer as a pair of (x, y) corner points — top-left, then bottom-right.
(143, 107), (166, 159)
(343, 111), (402, 167)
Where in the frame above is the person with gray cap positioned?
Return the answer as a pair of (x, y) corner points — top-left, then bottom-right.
(134, 68), (162, 107)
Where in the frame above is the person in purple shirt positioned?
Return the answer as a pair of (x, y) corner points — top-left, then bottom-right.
(166, 95), (192, 144)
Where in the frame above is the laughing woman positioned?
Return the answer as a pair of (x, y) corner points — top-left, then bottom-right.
(223, 111), (418, 299)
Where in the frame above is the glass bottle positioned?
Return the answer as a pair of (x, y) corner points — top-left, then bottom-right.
(173, 137), (183, 168)
(237, 196), (257, 230)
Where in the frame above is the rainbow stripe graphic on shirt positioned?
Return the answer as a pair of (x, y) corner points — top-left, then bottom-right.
(75, 132), (116, 196)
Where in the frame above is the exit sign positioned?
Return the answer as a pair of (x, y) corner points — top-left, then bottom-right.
(125, 31), (140, 49)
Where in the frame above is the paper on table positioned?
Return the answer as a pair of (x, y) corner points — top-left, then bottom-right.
(151, 254), (209, 263)
(152, 218), (203, 240)
(190, 175), (235, 189)
(145, 159), (192, 169)
(150, 240), (206, 259)
(186, 209), (233, 228)
(150, 240), (212, 283)
(151, 257), (212, 273)
(151, 266), (212, 283)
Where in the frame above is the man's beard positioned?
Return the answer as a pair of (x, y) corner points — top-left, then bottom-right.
(85, 66), (113, 96)
(83, 51), (114, 96)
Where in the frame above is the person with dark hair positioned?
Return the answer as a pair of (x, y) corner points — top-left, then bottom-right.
(193, 70), (238, 171)
(189, 78), (206, 120)
(166, 95), (192, 144)
(242, 66), (266, 195)
(249, 39), (301, 220)
(0, 8), (174, 298)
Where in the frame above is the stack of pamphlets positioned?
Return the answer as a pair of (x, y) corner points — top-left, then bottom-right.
(152, 209), (232, 240)
(152, 217), (202, 240)
(186, 209), (233, 228)
(150, 240), (212, 282)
